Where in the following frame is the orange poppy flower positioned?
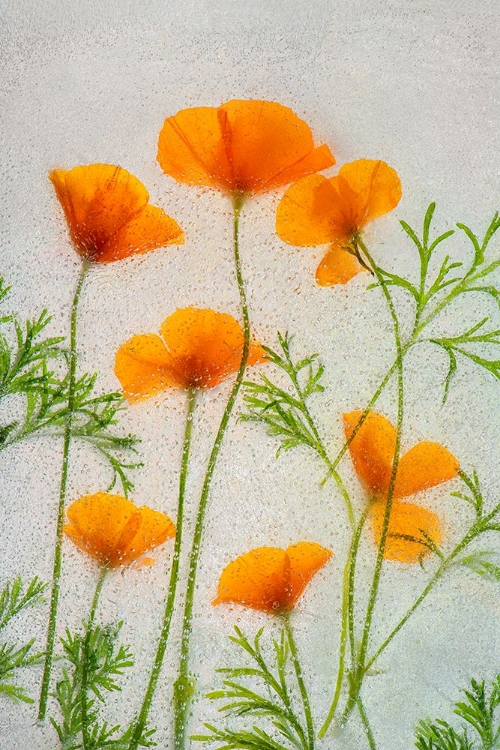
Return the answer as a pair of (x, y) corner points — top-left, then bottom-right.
(276, 159), (402, 286)
(157, 100), (335, 196)
(115, 307), (266, 402)
(50, 163), (184, 263)
(64, 492), (176, 568)
(213, 542), (333, 614)
(344, 410), (459, 563)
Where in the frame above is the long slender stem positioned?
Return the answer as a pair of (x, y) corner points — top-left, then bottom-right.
(283, 615), (315, 750)
(340, 238), (405, 726)
(129, 389), (196, 750)
(357, 695), (377, 750)
(81, 567), (108, 749)
(38, 261), (88, 721)
(318, 508), (369, 738)
(355, 237), (405, 668)
(173, 194), (250, 749)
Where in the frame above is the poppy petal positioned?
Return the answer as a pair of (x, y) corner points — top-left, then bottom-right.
(64, 493), (137, 566)
(394, 441), (459, 499)
(337, 159), (402, 228)
(160, 307), (265, 389)
(120, 506), (176, 565)
(50, 165), (150, 260)
(371, 500), (442, 564)
(157, 100), (334, 194)
(315, 244), (365, 286)
(344, 411), (396, 497)
(157, 106), (233, 189)
(99, 205), (184, 263)
(213, 547), (289, 613)
(114, 334), (183, 402)
(276, 174), (347, 246)
(64, 494), (175, 568)
(220, 100), (335, 193)
(285, 542), (333, 608)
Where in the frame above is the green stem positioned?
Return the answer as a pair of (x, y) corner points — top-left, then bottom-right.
(38, 261), (88, 721)
(283, 615), (315, 750)
(173, 194), (250, 749)
(357, 695), (377, 750)
(342, 237), (405, 726)
(81, 567), (108, 749)
(318, 508), (369, 738)
(129, 388), (196, 750)
(356, 237), (405, 661)
(283, 349), (356, 530)
(364, 524), (484, 673)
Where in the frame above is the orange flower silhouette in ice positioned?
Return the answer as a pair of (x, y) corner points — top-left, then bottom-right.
(157, 100), (335, 196)
(115, 307), (265, 402)
(344, 410), (459, 563)
(276, 159), (402, 286)
(213, 542), (333, 614)
(50, 164), (184, 263)
(64, 493), (176, 568)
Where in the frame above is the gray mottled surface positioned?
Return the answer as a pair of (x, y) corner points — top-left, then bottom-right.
(1, 0), (499, 747)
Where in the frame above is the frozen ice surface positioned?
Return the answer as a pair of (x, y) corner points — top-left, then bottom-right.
(0, 0), (499, 747)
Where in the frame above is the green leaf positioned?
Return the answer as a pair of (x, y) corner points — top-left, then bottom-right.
(198, 626), (311, 749)
(0, 576), (47, 631)
(423, 203), (437, 249)
(0, 576), (47, 704)
(400, 220), (424, 255)
(441, 345), (457, 405)
(415, 672), (500, 749)
(415, 718), (473, 749)
(371, 269), (420, 303)
(456, 552), (500, 583)
(242, 333), (324, 460)
(51, 620), (146, 749)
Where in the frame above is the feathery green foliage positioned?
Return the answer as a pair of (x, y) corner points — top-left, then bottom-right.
(0, 276), (141, 494)
(242, 331), (325, 458)
(194, 626), (314, 750)
(0, 576), (47, 703)
(415, 674), (500, 749)
(51, 622), (156, 749)
(372, 205), (500, 402)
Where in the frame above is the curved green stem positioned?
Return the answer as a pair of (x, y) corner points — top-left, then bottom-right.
(341, 237), (405, 726)
(129, 388), (196, 750)
(318, 508), (369, 738)
(38, 260), (89, 721)
(355, 237), (405, 662)
(363, 523), (486, 673)
(81, 567), (108, 749)
(173, 195), (250, 749)
(357, 695), (377, 750)
(283, 615), (315, 750)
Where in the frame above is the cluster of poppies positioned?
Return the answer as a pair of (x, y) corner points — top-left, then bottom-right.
(50, 98), (458, 615)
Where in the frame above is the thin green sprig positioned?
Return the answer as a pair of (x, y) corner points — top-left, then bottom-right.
(415, 673), (500, 749)
(242, 332), (355, 529)
(194, 625), (315, 750)
(0, 576), (47, 704)
(51, 618), (155, 749)
(383, 204), (500, 401)
(362, 473), (500, 676)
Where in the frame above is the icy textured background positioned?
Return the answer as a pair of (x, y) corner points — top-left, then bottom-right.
(1, 0), (499, 747)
